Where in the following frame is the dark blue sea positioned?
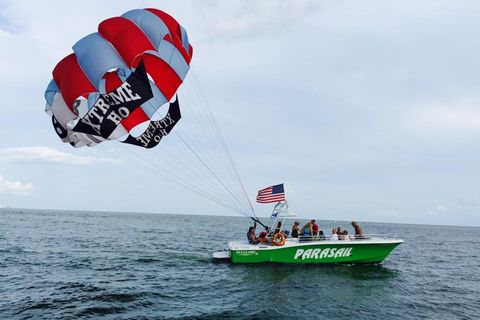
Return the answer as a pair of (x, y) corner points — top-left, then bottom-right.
(0, 209), (478, 319)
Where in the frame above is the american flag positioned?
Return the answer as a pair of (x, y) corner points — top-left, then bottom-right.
(256, 184), (285, 203)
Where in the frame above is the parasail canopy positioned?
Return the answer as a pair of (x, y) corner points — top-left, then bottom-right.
(44, 8), (193, 149)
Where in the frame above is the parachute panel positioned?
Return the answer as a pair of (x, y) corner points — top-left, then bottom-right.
(122, 108), (150, 132)
(142, 54), (182, 100)
(52, 54), (96, 110)
(73, 33), (129, 89)
(154, 41), (190, 80)
(44, 79), (59, 108)
(122, 9), (171, 49)
(146, 8), (193, 63)
(98, 17), (155, 67)
(139, 84), (168, 118)
(51, 93), (76, 127)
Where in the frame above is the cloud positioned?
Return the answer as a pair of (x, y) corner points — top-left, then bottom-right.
(408, 100), (480, 131)
(427, 204), (449, 217)
(0, 174), (33, 195)
(0, 2), (19, 34)
(217, 1), (316, 32)
(195, 0), (319, 42)
(0, 146), (115, 165)
(459, 200), (480, 210)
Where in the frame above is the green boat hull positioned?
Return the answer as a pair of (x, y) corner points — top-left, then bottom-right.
(229, 239), (402, 264)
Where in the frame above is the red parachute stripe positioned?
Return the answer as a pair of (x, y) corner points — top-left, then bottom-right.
(143, 54), (182, 101)
(103, 71), (122, 92)
(145, 9), (181, 42)
(98, 17), (155, 67)
(121, 107), (149, 131)
(186, 44), (193, 63)
(103, 71), (149, 131)
(52, 54), (96, 110)
(146, 8), (192, 64)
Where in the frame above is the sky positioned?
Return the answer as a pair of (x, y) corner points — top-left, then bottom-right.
(0, 0), (479, 226)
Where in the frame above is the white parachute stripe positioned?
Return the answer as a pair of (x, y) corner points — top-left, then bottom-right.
(107, 123), (129, 140)
(45, 92), (107, 147)
(51, 92), (77, 127)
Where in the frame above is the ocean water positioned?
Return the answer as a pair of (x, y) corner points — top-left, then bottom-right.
(0, 209), (478, 320)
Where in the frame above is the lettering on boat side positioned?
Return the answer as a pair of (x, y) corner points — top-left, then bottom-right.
(236, 250), (259, 256)
(293, 247), (353, 260)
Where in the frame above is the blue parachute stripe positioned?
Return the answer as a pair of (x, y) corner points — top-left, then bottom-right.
(73, 33), (128, 89)
(140, 82), (168, 118)
(146, 41), (189, 80)
(87, 93), (100, 110)
(122, 9), (170, 50)
(180, 26), (190, 53)
(117, 68), (131, 81)
(45, 79), (59, 106)
(98, 78), (106, 94)
(168, 48), (190, 80)
(116, 68), (132, 81)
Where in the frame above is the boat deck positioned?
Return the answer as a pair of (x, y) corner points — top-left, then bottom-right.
(229, 235), (403, 251)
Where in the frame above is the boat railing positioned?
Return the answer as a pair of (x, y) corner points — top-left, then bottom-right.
(361, 233), (400, 240)
(295, 233), (400, 243)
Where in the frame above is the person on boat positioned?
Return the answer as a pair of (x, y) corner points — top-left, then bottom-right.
(247, 226), (259, 245)
(341, 230), (351, 241)
(299, 222), (313, 242)
(318, 230), (326, 240)
(258, 231), (268, 243)
(311, 219), (319, 236)
(330, 228), (339, 241)
(336, 227), (344, 240)
(352, 221), (365, 239)
(269, 221), (289, 238)
(301, 222), (313, 236)
(291, 221), (300, 238)
(274, 221), (283, 235)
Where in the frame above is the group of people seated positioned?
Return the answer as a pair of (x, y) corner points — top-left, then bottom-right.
(329, 223), (365, 240)
(247, 220), (365, 245)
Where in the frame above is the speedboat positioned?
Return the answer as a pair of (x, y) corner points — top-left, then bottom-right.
(213, 202), (403, 264)
(218, 236), (403, 264)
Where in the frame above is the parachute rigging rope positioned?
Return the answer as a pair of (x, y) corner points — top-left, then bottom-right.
(98, 66), (258, 220)
(190, 66), (257, 219)
(174, 131), (253, 215)
(104, 145), (249, 216)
